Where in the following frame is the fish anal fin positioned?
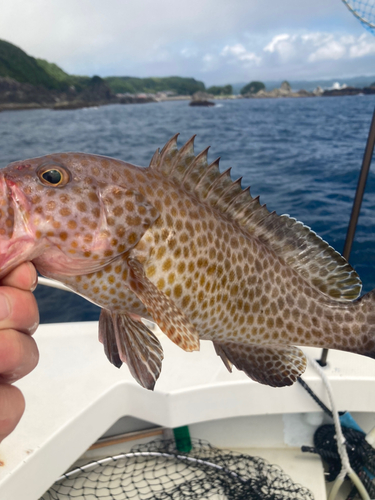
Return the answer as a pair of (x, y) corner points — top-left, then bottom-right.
(216, 342), (307, 387)
(127, 258), (200, 352)
(99, 309), (164, 390)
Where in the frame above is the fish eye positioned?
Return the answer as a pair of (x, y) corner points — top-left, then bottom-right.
(37, 165), (70, 187)
(42, 170), (62, 184)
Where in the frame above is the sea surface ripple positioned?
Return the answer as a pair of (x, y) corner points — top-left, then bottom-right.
(0, 95), (374, 323)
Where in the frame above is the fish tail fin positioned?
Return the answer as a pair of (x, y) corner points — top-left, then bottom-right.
(354, 289), (375, 359)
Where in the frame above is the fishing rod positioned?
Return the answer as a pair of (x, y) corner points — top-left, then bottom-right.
(319, 106), (375, 366)
(320, 0), (375, 365)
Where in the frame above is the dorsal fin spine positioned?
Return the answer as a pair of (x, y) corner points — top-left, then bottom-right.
(196, 158), (220, 186)
(182, 147), (210, 182)
(226, 186), (251, 211)
(170, 135), (196, 175)
(159, 133), (179, 157)
(216, 177), (243, 208)
(204, 168), (232, 200)
(156, 134), (179, 172)
(149, 149), (160, 169)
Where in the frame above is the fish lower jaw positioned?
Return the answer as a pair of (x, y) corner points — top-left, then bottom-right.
(0, 238), (45, 279)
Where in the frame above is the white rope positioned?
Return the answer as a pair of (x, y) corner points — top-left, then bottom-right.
(308, 356), (370, 500)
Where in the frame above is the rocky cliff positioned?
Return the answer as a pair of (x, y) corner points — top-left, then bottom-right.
(0, 75), (119, 111)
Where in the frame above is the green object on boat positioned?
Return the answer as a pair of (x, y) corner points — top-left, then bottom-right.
(173, 426), (192, 453)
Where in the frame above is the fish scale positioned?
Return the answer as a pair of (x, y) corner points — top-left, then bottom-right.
(0, 136), (374, 390)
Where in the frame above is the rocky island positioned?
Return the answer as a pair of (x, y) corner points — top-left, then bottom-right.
(243, 80), (320, 98)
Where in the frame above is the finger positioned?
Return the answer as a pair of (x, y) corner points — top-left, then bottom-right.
(0, 262), (37, 291)
(0, 384), (25, 442)
(0, 330), (39, 383)
(0, 287), (39, 335)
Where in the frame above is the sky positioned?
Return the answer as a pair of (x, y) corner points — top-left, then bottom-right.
(1, 0), (375, 86)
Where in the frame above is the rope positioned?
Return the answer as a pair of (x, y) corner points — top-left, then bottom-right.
(299, 357), (372, 500)
(297, 377), (333, 418)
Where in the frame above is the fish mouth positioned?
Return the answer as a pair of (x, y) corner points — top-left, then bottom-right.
(0, 174), (43, 278)
(3, 175), (32, 226)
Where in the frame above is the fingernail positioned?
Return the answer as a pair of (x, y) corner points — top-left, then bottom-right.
(30, 275), (38, 292)
(27, 262), (38, 291)
(0, 293), (10, 320)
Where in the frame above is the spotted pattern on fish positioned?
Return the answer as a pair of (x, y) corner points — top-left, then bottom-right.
(0, 138), (374, 390)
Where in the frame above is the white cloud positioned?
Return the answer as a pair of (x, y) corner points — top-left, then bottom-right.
(308, 36), (347, 62)
(303, 32), (375, 62)
(261, 31), (375, 66)
(264, 34), (291, 53)
(349, 33), (375, 57)
(221, 44), (261, 64)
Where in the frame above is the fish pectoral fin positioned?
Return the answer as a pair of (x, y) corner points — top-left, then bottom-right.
(99, 309), (164, 390)
(215, 342), (307, 387)
(127, 258), (200, 352)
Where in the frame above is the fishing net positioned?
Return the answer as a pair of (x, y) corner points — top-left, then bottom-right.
(41, 438), (314, 500)
(341, 0), (375, 34)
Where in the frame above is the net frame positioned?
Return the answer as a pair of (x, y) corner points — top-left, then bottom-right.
(341, 0), (375, 30)
(41, 439), (315, 500)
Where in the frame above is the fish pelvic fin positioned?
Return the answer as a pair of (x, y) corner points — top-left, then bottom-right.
(99, 309), (164, 390)
(127, 258), (200, 352)
(214, 342), (307, 387)
(149, 135), (362, 302)
(99, 309), (122, 368)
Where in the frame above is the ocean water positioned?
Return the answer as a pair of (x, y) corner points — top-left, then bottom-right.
(0, 95), (374, 323)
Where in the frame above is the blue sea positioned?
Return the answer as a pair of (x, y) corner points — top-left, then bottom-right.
(0, 96), (374, 323)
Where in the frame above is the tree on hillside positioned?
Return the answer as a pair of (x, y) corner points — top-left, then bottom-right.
(0, 39), (63, 89)
(240, 81), (265, 95)
(105, 76), (205, 95)
(207, 84), (232, 96)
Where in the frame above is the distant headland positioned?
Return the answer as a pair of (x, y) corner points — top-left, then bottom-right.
(1, 39), (375, 112)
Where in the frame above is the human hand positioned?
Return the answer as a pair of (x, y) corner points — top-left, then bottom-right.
(0, 262), (39, 442)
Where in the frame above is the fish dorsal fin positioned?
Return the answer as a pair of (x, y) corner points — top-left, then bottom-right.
(150, 136), (362, 301)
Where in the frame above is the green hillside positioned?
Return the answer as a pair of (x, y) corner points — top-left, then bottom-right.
(0, 39), (206, 96)
(0, 39), (64, 89)
(35, 58), (91, 91)
(105, 76), (205, 95)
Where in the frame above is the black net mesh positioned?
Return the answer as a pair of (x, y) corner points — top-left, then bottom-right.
(40, 439), (314, 500)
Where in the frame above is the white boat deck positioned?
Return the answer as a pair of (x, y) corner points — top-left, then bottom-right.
(0, 321), (374, 499)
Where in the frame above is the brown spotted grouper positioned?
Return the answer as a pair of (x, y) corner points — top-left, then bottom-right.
(0, 135), (374, 389)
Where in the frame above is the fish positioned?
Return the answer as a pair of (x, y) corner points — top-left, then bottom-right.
(0, 135), (374, 390)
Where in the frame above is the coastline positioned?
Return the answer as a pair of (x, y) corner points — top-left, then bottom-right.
(1, 86), (375, 113)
